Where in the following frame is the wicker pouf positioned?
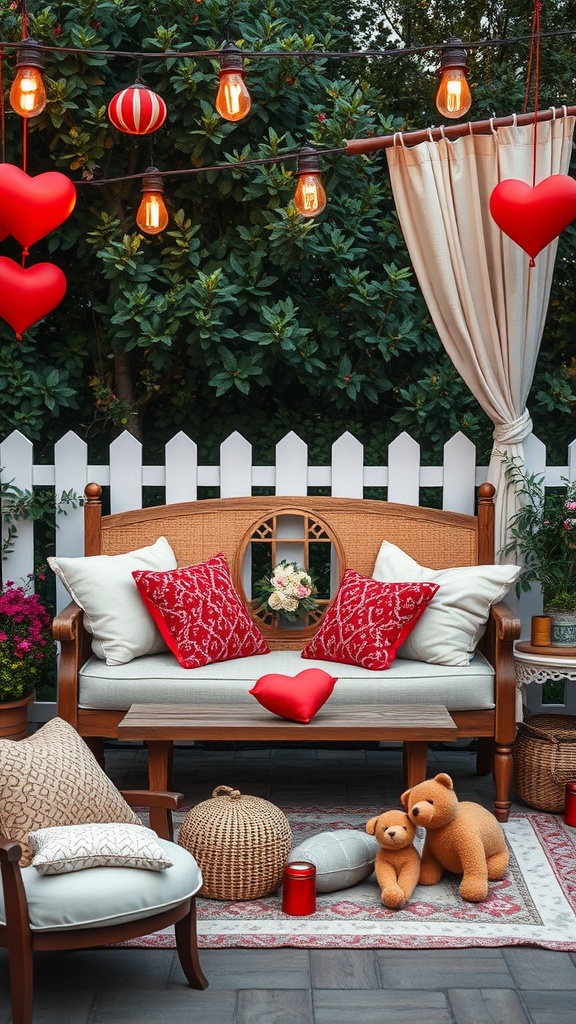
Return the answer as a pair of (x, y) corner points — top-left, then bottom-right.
(178, 785), (292, 900)
(514, 714), (576, 812)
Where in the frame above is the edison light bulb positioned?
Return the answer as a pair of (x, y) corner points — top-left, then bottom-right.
(294, 174), (327, 218)
(294, 147), (326, 218)
(436, 67), (472, 118)
(216, 70), (251, 121)
(216, 42), (251, 122)
(9, 40), (47, 118)
(136, 168), (169, 235)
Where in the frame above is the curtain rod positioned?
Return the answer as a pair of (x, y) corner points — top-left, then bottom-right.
(345, 106), (576, 154)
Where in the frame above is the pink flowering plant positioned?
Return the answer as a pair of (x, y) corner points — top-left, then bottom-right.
(0, 574), (55, 703)
(503, 458), (576, 612)
(254, 560), (318, 622)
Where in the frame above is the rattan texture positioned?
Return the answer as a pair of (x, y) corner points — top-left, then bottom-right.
(514, 713), (576, 812)
(178, 785), (292, 900)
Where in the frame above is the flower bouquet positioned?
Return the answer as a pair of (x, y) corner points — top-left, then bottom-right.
(254, 560), (318, 622)
(0, 575), (55, 703)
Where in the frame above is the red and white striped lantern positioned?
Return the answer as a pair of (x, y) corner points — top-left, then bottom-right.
(107, 84), (167, 136)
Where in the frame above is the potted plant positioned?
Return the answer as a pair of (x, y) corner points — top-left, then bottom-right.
(503, 458), (576, 644)
(0, 573), (56, 738)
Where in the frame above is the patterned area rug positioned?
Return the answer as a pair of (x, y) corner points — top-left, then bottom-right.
(127, 806), (576, 950)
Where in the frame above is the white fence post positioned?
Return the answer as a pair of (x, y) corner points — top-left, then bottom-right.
(0, 430), (35, 587)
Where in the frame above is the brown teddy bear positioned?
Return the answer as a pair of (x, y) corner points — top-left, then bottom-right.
(365, 809), (421, 908)
(400, 772), (509, 903)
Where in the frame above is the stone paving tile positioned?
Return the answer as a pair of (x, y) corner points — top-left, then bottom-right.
(502, 949), (576, 990)
(310, 949), (380, 988)
(88, 988), (235, 1024)
(373, 949), (517, 989)
(518, 990), (576, 1024)
(237, 988), (313, 1023)
(447, 988), (531, 1024)
(198, 948), (311, 989)
(313, 990), (452, 1023)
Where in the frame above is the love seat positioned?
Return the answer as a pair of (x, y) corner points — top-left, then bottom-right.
(52, 483), (521, 821)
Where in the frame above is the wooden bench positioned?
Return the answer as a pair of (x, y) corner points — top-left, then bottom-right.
(53, 485), (520, 821)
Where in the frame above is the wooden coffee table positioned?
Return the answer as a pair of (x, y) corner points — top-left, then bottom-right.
(118, 703), (457, 838)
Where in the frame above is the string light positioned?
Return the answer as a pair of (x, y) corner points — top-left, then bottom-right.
(215, 41), (251, 122)
(436, 37), (472, 119)
(9, 38), (47, 118)
(135, 166), (169, 234)
(293, 147), (326, 218)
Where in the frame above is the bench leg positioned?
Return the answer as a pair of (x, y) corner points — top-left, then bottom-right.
(402, 741), (428, 788)
(147, 741), (174, 840)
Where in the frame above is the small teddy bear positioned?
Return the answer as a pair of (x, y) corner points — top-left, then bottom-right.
(365, 809), (421, 909)
(401, 772), (509, 903)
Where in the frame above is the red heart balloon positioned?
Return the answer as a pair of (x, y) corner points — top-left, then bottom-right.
(249, 668), (337, 723)
(0, 257), (67, 337)
(0, 163), (76, 249)
(489, 174), (576, 260)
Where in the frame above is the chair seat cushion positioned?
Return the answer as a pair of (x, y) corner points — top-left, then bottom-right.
(0, 840), (202, 931)
(79, 649), (496, 712)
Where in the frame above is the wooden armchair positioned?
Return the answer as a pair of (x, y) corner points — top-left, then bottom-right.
(0, 790), (207, 1024)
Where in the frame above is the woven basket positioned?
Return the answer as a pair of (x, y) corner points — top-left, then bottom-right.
(178, 785), (292, 900)
(514, 714), (576, 812)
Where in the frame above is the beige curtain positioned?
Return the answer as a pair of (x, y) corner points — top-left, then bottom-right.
(386, 115), (575, 560)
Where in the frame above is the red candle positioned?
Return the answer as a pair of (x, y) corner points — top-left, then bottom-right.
(281, 860), (316, 915)
(565, 783), (576, 827)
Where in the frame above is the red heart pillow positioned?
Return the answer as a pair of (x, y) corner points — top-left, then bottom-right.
(249, 669), (337, 723)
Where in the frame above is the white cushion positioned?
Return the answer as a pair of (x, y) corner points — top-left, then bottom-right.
(78, 649), (496, 711)
(29, 823), (173, 875)
(0, 840), (202, 931)
(48, 537), (177, 665)
(289, 830), (379, 892)
(372, 540), (520, 666)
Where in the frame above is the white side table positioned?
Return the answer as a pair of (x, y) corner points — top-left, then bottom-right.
(513, 640), (576, 691)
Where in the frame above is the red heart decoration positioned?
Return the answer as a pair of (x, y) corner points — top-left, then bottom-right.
(489, 174), (576, 260)
(0, 163), (76, 249)
(0, 257), (67, 337)
(249, 668), (337, 723)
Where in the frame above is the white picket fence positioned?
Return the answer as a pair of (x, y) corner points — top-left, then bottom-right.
(2, 426), (575, 718)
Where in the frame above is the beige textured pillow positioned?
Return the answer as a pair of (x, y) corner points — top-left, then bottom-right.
(0, 717), (140, 866)
(48, 536), (177, 665)
(28, 823), (172, 875)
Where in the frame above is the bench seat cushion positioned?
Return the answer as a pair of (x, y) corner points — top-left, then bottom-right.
(78, 650), (495, 712)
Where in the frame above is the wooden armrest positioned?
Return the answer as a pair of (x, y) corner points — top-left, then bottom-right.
(490, 601), (521, 642)
(120, 790), (185, 810)
(0, 835), (23, 862)
(52, 600), (84, 642)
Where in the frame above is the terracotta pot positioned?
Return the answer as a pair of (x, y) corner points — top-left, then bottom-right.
(0, 690), (35, 740)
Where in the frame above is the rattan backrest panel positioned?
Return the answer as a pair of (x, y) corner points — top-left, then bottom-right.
(97, 496), (480, 651)
(99, 495), (479, 571)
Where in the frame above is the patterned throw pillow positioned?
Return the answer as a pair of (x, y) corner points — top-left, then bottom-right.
(372, 540), (521, 666)
(301, 571), (439, 670)
(0, 717), (141, 866)
(132, 552), (271, 669)
(29, 823), (173, 875)
(249, 668), (337, 723)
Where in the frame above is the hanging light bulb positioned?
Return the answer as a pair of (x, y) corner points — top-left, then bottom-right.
(293, 147), (327, 218)
(9, 38), (47, 118)
(136, 167), (169, 235)
(435, 37), (472, 119)
(215, 41), (251, 122)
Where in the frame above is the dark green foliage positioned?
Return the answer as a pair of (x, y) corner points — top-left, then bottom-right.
(0, 1), (574, 464)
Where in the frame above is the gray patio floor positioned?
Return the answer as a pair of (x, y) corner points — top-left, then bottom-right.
(2, 740), (576, 1023)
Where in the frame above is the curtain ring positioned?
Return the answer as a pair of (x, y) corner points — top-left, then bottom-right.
(512, 113), (517, 126)
(427, 127), (435, 142)
(489, 118), (497, 136)
(562, 105), (568, 118)
(393, 131), (405, 148)
(439, 125), (446, 139)
(549, 106), (557, 121)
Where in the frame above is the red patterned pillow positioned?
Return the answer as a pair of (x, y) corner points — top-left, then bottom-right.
(301, 571), (439, 671)
(249, 668), (337, 723)
(132, 553), (270, 669)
